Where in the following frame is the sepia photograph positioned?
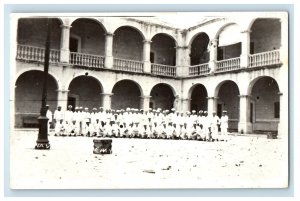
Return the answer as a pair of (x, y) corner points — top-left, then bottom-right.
(9, 11), (289, 189)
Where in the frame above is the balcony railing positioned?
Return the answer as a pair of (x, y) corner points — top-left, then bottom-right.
(249, 50), (280, 68)
(16, 44), (282, 78)
(151, 63), (176, 77)
(113, 58), (144, 73)
(216, 57), (240, 72)
(16, 44), (60, 63)
(189, 63), (210, 76)
(70, 52), (105, 68)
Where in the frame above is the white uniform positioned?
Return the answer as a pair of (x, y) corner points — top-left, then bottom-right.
(68, 121), (80, 136)
(210, 115), (220, 139)
(46, 109), (52, 132)
(202, 115), (210, 140)
(220, 115), (229, 140)
(54, 109), (64, 122)
(64, 110), (74, 124)
(55, 120), (66, 136)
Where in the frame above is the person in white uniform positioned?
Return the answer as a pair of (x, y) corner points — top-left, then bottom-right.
(210, 111), (220, 141)
(220, 110), (229, 141)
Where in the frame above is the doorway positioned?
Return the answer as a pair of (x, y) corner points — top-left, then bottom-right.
(67, 96), (76, 112)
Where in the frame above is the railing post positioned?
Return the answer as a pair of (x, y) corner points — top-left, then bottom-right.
(60, 24), (71, 63)
(240, 30), (251, 68)
(143, 40), (152, 73)
(209, 39), (218, 74)
(104, 33), (114, 69)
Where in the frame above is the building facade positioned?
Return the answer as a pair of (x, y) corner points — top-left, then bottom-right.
(10, 13), (288, 137)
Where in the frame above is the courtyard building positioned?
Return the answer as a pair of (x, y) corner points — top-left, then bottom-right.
(11, 13), (288, 138)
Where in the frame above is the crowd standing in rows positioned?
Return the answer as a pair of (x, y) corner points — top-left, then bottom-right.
(46, 105), (229, 142)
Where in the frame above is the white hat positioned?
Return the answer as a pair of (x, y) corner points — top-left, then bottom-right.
(192, 110), (196, 113)
(171, 108), (175, 111)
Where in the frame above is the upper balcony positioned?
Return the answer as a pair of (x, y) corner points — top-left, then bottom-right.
(16, 44), (282, 78)
(15, 17), (284, 79)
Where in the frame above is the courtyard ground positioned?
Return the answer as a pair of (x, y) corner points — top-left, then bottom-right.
(10, 129), (288, 189)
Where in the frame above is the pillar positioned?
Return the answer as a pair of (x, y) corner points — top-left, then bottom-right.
(278, 14), (288, 140)
(240, 30), (251, 68)
(60, 24), (71, 63)
(208, 39), (218, 74)
(101, 93), (113, 109)
(143, 40), (152, 73)
(56, 89), (69, 112)
(238, 95), (252, 134)
(140, 95), (151, 111)
(181, 98), (191, 112)
(104, 33), (114, 69)
(280, 16), (288, 65)
(175, 46), (189, 77)
(277, 92), (286, 139)
(173, 96), (180, 111)
(207, 96), (217, 115)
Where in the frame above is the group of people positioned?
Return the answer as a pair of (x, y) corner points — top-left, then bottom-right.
(46, 105), (229, 142)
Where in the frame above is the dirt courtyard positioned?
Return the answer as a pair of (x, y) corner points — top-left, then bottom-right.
(10, 129), (288, 189)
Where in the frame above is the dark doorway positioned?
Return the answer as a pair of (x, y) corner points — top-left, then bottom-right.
(150, 52), (154, 63)
(67, 96), (76, 112)
(250, 102), (254, 123)
(69, 37), (79, 52)
(217, 104), (222, 118)
(149, 101), (154, 109)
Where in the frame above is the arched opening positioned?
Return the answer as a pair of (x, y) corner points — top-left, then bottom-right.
(216, 80), (240, 131)
(217, 24), (241, 61)
(15, 70), (58, 128)
(17, 18), (62, 49)
(70, 18), (106, 55)
(151, 33), (176, 66)
(111, 80), (142, 110)
(190, 84), (208, 112)
(190, 33), (210, 65)
(113, 26), (144, 61)
(250, 18), (281, 54)
(150, 83), (175, 110)
(68, 76), (103, 110)
(250, 76), (280, 133)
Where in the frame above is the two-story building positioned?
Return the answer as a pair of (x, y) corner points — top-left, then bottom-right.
(10, 13), (288, 138)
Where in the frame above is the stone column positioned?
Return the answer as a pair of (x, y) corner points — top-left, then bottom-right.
(207, 96), (217, 115)
(208, 39), (218, 74)
(60, 24), (72, 63)
(143, 40), (152, 73)
(240, 30), (251, 68)
(175, 46), (189, 77)
(280, 17), (288, 65)
(140, 95), (151, 111)
(173, 96), (180, 111)
(277, 92), (285, 139)
(104, 33), (114, 69)
(56, 89), (69, 112)
(238, 95), (252, 134)
(181, 98), (191, 112)
(101, 93), (113, 109)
